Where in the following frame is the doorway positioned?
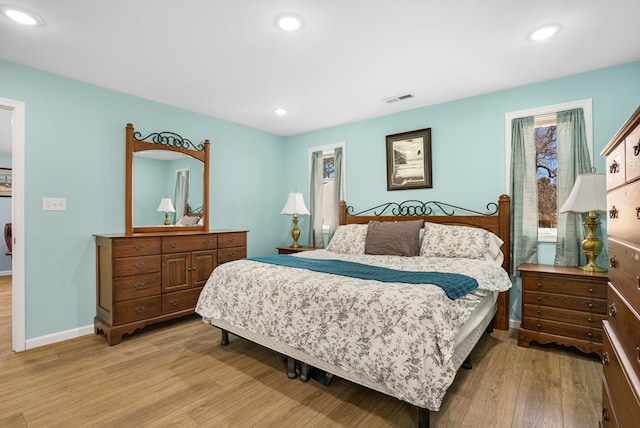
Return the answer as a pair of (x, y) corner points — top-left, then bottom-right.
(0, 98), (25, 352)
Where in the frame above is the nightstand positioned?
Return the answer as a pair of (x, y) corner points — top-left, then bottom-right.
(517, 263), (608, 356)
(277, 247), (317, 254)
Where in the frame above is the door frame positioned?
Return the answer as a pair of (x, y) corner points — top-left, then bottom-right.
(1, 97), (25, 352)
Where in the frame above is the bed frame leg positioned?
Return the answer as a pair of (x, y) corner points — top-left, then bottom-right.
(299, 362), (310, 382)
(418, 407), (430, 428)
(287, 357), (298, 379)
(220, 329), (229, 346)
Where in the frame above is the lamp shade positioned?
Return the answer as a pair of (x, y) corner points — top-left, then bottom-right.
(280, 192), (310, 215)
(157, 197), (176, 213)
(559, 173), (607, 213)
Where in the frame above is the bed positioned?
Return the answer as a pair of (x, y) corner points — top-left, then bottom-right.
(196, 195), (512, 428)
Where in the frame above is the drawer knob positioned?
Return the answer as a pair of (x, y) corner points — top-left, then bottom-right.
(134, 262), (144, 269)
(602, 351), (609, 366)
(602, 407), (609, 422)
(609, 160), (620, 174)
(635, 140), (640, 157)
(170, 299), (179, 306)
(636, 207), (640, 219)
(133, 282), (145, 290)
(609, 206), (618, 219)
(588, 303), (594, 309)
(587, 332), (593, 338)
(170, 241), (178, 248)
(536, 323), (541, 328)
(588, 288), (594, 293)
(609, 256), (617, 268)
(587, 317), (593, 323)
(537, 282), (542, 288)
(637, 347), (640, 364)
(203, 239), (212, 246)
(134, 306), (145, 314)
(192, 265), (197, 271)
(134, 244), (144, 250)
(537, 296), (542, 302)
(609, 303), (617, 317)
(228, 252), (237, 257)
(228, 237), (236, 243)
(536, 310), (541, 315)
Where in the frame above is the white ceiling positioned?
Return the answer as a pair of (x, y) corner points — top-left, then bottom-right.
(1, 0), (639, 150)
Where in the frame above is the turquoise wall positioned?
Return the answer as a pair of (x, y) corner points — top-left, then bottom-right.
(2, 57), (639, 340)
(0, 59), (286, 340)
(284, 60), (640, 320)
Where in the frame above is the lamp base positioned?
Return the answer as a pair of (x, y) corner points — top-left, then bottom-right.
(289, 214), (301, 248)
(578, 263), (607, 273)
(579, 210), (606, 273)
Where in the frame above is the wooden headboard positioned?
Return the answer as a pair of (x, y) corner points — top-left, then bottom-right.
(338, 194), (511, 330)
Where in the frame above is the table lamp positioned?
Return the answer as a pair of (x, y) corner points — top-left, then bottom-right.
(157, 197), (176, 225)
(281, 192), (310, 248)
(558, 173), (607, 272)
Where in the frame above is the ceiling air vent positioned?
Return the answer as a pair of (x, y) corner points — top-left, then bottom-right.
(383, 94), (414, 104)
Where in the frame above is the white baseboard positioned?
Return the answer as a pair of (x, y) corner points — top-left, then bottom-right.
(0, 270), (12, 276)
(25, 324), (94, 350)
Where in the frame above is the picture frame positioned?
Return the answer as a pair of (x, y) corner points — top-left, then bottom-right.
(385, 128), (432, 191)
(0, 168), (11, 197)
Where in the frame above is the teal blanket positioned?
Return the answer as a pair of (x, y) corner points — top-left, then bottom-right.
(248, 255), (478, 300)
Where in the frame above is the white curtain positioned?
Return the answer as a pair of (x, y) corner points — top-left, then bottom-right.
(173, 169), (189, 224)
(328, 147), (343, 241)
(308, 151), (324, 247)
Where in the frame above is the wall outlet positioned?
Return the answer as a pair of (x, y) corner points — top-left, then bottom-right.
(42, 197), (66, 211)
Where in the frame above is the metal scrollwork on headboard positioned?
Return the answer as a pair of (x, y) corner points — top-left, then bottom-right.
(346, 199), (499, 217)
(133, 130), (205, 152)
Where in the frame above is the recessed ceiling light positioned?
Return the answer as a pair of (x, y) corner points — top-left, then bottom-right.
(274, 108), (289, 116)
(275, 13), (304, 32)
(0, 5), (44, 26)
(526, 23), (562, 41)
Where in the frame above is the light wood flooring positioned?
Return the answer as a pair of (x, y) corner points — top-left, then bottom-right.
(0, 277), (602, 427)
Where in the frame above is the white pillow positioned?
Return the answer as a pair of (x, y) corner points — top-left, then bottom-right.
(420, 222), (503, 261)
(326, 224), (368, 254)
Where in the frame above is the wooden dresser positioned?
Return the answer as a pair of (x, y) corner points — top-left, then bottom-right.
(600, 106), (640, 427)
(94, 230), (247, 345)
(518, 263), (608, 356)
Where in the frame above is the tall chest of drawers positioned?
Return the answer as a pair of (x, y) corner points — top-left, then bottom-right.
(518, 263), (608, 356)
(94, 230), (247, 345)
(600, 106), (640, 427)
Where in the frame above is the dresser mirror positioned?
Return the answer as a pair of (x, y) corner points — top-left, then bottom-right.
(125, 123), (210, 235)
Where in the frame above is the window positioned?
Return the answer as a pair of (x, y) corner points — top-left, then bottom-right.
(308, 142), (346, 234)
(505, 99), (593, 243)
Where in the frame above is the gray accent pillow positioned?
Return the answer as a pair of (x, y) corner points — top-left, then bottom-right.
(364, 220), (423, 256)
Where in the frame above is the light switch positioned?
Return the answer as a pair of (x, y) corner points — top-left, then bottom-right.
(42, 197), (66, 211)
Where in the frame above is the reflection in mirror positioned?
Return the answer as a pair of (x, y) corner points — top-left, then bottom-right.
(125, 123), (210, 235)
(133, 151), (204, 227)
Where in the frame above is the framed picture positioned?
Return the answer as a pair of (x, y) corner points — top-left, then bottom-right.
(385, 128), (432, 191)
(0, 168), (11, 197)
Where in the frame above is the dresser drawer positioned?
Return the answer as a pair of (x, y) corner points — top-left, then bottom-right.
(602, 378), (620, 428)
(114, 296), (162, 324)
(218, 232), (247, 249)
(114, 255), (161, 276)
(602, 324), (640, 428)
(161, 234), (218, 253)
(606, 142), (626, 190)
(522, 317), (602, 342)
(162, 287), (203, 314)
(523, 304), (606, 327)
(608, 239), (640, 308)
(625, 122), (640, 182)
(218, 246), (247, 264)
(524, 291), (607, 313)
(607, 284), (640, 380)
(607, 180), (640, 243)
(112, 237), (161, 257)
(114, 272), (161, 302)
(522, 273), (607, 299)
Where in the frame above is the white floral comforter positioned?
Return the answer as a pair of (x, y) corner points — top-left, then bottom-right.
(196, 250), (512, 410)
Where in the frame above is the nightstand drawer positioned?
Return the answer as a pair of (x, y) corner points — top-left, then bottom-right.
(523, 317), (602, 342)
(114, 272), (161, 302)
(112, 237), (161, 257)
(114, 255), (161, 276)
(523, 305), (606, 327)
(523, 291), (607, 313)
(522, 274), (607, 299)
(114, 296), (162, 324)
(607, 284), (640, 380)
(218, 246), (246, 264)
(218, 232), (247, 249)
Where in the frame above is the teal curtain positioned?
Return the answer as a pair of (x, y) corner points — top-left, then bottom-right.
(510, 116), (538, 273)
(308, 151), (324, 248)
(554, 109), (601, 266)
(328, 147), (343, 241)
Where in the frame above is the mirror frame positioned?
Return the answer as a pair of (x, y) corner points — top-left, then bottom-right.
(125, 123), (210, 235)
